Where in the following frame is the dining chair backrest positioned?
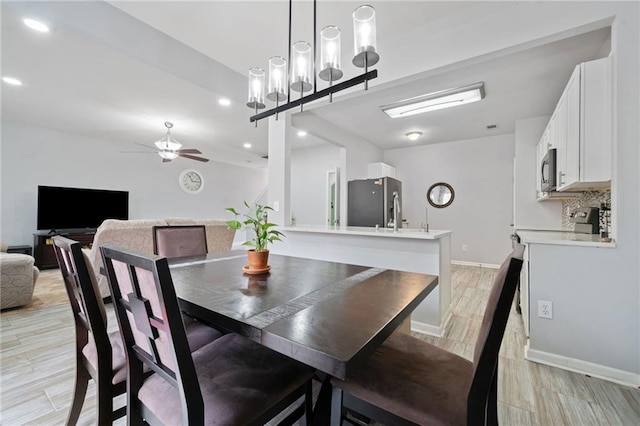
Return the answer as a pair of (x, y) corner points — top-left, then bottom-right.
(152, 225), (207, 259)
(101, 243), (204, 422)
(53, 235), (109, 363)
(468, 243), (524, 421)
(53, 235), (126, 425)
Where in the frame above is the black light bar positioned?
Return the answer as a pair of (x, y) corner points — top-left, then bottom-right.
(249, 70), (378, 123)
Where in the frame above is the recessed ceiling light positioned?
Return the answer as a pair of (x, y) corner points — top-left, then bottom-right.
(2, 77), (23, 86)
(243, 143), (252, 149)
(219, 98), (231, 106)
(297, 130), (307, 137)
(23, 18), (50, 33)
(405, 131), (423, 141)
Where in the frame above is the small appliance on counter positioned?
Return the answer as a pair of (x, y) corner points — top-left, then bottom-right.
(569, 207), (599, 234)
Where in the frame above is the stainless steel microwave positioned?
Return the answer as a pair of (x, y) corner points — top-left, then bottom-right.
(541, 148), (557, 192)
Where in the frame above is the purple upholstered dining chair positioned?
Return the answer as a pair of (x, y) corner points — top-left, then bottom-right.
(152, 225), (207, 259)
(100, 243), (315, 425)
(330, 244), (525, 426)
(53, 236), (223, 426)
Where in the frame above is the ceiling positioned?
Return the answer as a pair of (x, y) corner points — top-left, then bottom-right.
(1, 1), (610, 167)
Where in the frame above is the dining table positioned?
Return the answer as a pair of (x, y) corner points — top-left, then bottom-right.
(168, 250), (438, 421)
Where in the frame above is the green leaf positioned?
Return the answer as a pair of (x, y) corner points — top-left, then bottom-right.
(225, 207), (239, 215)
(226, 220), (242, 229)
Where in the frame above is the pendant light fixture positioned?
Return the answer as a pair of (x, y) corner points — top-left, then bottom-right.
(248, 0), (379, 125)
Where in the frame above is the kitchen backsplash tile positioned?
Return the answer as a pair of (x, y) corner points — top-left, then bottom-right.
(562, 189), (611, 233)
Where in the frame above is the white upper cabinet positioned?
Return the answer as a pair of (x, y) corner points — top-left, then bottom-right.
(556, 56), (612, 191)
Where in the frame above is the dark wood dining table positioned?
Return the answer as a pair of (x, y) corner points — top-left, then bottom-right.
(168, 250), (438, 381)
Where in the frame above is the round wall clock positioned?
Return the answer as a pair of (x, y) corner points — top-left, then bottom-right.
(178, 169), (204, 194)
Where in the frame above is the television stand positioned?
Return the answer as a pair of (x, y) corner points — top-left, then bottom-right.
(33, 229), (96, 269)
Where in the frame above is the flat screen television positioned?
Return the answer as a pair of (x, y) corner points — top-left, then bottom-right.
(37, 185), (129, 231)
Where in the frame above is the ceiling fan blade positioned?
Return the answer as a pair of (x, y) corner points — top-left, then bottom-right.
(180, 153), (210, 162)
(135, 142), (158, 150)
(178, 148), (202, 154)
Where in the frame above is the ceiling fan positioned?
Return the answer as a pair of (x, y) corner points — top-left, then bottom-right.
(125, 122), (209, 163)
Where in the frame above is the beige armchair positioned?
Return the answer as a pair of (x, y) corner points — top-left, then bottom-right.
(0, 252), (39, 309)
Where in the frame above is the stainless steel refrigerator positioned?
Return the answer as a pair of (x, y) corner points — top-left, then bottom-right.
(347, 177), (402, 227)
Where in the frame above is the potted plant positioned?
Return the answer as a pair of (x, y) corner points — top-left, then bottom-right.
(225, 201), (284, 273)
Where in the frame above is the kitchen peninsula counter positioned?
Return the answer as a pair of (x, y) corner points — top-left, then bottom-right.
(283, 225), (452, 240)
(517, 230), (616, 248)
(272, 225), (453, 336)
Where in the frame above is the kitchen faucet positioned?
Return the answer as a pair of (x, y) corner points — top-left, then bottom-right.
(393, 191), (400, 232)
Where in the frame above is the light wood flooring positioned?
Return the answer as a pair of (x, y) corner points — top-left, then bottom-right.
(1, 265), (639, 424)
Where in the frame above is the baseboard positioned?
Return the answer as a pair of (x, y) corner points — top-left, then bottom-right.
(411, 309), (452, 338)
(451, 260), (500, 269)
(524, 343), (640, 387)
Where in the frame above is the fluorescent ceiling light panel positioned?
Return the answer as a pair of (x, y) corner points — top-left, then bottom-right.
(381, 82), (485, 118)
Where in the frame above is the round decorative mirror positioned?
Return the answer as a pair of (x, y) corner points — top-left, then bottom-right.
(427, 182), (455, 208)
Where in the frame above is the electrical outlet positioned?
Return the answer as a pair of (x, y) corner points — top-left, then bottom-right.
(462, 245), (468, 252)
(538, 300), (553, 319)
(273, 201), (280, 212)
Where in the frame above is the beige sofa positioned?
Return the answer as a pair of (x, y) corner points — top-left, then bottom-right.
(0, 252), (39, 309)
(85, 218), (235, 297)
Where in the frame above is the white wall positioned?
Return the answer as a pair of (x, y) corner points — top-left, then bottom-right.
(290, 143), (341, 226)
(0, 121), (267, 246)
(291, 111), (383, 224)
(513, 116), (563, 230)
(384, 134), (514, 265)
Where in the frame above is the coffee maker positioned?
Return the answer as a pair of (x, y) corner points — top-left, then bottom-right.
(569, 207), (600, 234)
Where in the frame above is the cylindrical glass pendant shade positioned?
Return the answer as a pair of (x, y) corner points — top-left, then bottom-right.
(267, 56), (287, 102)
(352, 5), (379, 68)
(319, 26), (343, 82)
(290, 41), (313, 93)
(247, 67), (266, 109)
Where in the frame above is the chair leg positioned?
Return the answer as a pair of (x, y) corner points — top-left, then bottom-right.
(486, 366), (499, 426)
(96, 378), (113, 426)
(303, 381), (313, 426)
(331, 387), (344, 426)
(66, 365), (90, 426)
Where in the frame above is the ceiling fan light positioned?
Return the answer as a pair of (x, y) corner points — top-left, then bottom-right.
(381, 82), (485, 118)
(154, 132), (182, 151)
(158, 150), (179, 160)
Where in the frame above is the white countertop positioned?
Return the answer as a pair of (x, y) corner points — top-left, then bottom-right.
(516, 230), (616, 248)
(283, 225), (452, 240)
